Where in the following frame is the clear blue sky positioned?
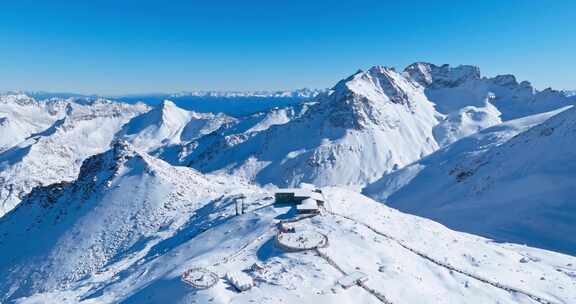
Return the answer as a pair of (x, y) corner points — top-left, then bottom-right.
(0, 0), (574, 95)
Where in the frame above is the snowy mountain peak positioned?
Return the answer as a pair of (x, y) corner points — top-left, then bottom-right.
(41, 141), (136, 200)
(120, 100), (189, 136)
(186, 66), (440, 188)
(118, 100), (236, 154)
(158, 98), (177, 108)
(324, 65), (430, 129)
(154, 99), (190, 126)
(321, 67), (401, 129)
(367, 65), (396, 74)
(69, 140), (160, 194)
(8, 141), (143, 224)
(404, 62), (481, 88)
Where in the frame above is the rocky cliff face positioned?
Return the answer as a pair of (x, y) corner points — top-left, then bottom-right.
(404, 62), (574, 120)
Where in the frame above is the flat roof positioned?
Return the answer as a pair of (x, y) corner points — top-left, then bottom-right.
(276, 188), (325, 201)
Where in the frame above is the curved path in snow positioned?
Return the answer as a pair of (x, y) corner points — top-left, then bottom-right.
(327, 211), (557, 304)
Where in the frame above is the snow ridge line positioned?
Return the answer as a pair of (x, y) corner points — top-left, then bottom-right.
(328, 211), (557, 304)
(314, 248), (393, 304)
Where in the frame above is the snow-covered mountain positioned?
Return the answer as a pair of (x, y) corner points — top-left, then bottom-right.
(173, 101), (313, 165)
(364, 105), (576, 254)
(179, 64), (575, 188)
(185, 66), (441, 188)
(1, 63), (573, 215)
(0, 95), (148, 216)
(1, 142), (574, 303)
(404, 62), (575, 145)
(1, 62), (576, 303)
(118, 100), (236, 154)
(0, 141), (263, 302)
(405, 62), (574, 119)
(0, 94), (306, 217)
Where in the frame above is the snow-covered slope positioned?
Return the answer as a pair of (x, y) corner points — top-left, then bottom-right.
(0, 141), (264, 302)
(1, 158), (574, 303)
(364, 106), (576, 255)
(0, 97), (147, 217)
(432, 100), (502, 146)
(186, 66), (440, 188)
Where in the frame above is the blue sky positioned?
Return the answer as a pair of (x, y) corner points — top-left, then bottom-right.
(0, 0), (574, 94)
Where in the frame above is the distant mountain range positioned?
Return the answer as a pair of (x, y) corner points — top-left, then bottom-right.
(115, 90), (323, 117)
(564, 90), (576, 97)
(1, 89), (324, 117)
(3, 88), (324, 99)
